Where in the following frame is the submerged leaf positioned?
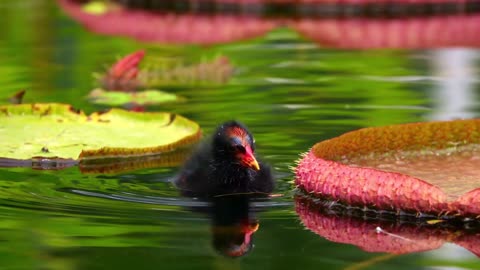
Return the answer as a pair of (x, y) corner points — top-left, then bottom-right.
(0, 103), (201, 161)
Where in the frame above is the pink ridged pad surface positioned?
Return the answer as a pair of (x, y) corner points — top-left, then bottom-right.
(58, 0), (276, 45)
(295, 119), (480, 217)
(296, 151), (450, 214)
(292, 15), (480, 49)
(58, 0), (480, 48)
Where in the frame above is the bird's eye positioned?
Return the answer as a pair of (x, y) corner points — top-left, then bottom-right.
(235, 145), (246, 153)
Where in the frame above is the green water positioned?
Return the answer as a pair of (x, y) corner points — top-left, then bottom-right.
(1, 1), (480, 269)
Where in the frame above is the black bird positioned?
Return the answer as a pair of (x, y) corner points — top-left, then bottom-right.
(174, 121), (274, 197)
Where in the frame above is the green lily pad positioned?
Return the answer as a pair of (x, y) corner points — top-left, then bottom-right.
(0, 103), (201, 161)
(87, 88), (182, 106)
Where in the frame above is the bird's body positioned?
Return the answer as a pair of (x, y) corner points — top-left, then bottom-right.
(174, 121), (274, 197)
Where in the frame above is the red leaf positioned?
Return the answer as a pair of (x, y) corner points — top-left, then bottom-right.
(109, 50), (145, 79)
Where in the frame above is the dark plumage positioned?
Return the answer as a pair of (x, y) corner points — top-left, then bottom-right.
(174, 121), (274, 197)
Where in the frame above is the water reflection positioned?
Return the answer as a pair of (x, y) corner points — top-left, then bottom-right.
(178, 192), (271, 257)
(59, 0), (480, 48)
(0, 147), (192, 173)
(295, 194), (480, 257)
(195, 195), (259, 257)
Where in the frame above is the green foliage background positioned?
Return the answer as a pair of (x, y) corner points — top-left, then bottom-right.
(0, 1), (479, 269)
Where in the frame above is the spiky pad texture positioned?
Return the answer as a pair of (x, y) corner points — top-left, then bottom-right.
(295, 119), (480, 217)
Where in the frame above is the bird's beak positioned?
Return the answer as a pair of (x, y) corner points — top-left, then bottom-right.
(243, 145), (260, 171)
(247, 158), (260, 171)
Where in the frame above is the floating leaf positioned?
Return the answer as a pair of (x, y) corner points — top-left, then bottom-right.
(59, 0), (480, 49)
(292, 15), (480, 49)
(98, 51), (234, 91)
(87, 88), (182, 106)
(92, 50), (184, 107)
(295, 119), (480, 217)
(139, 56), (234, 87)
(91, 51), (232, 107)
(0, 103), (201, 162)
(58, 0), (276, 45)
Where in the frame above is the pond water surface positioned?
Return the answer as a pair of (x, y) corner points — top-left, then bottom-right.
(1, 1), (480, 269)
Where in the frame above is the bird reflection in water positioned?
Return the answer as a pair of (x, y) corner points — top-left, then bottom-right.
(174, 121), (275, 257)
(210, 195), (259, 257)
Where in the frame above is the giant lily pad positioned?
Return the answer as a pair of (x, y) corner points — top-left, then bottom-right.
(295, 119), (480, 217)
(58, 0), (276, 45)
(59, 0), (480, 49)
(292, 15), (480, 49)
(0, 103), (201, 164)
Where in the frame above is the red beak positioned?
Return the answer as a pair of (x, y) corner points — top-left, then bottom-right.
(242, 145), (260, 171)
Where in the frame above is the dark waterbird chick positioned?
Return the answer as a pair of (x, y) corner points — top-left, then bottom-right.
(174, 121), (274, 197)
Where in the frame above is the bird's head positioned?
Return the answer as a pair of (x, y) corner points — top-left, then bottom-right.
(213, 121), (260, 171)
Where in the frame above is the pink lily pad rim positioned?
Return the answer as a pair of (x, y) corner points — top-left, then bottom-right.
(295, 119), (480, 218)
